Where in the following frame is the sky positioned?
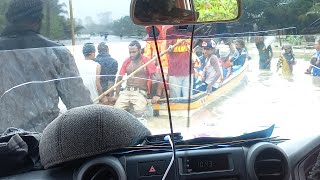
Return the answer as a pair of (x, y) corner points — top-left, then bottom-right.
(59, 0), (131, 22)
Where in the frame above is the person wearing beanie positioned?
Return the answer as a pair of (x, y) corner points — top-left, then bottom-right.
(95, 42), (118, 94)
(76, 43), (103, 102)
(0, 0), (93, 133)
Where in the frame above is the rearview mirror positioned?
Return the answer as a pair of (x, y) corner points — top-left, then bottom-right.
(130, 0), (241, 26)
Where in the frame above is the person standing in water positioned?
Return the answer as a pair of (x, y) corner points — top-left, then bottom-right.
(277, 45), (296, 78)
(255, 36), (273, 70)
(76, 43), (103, 101)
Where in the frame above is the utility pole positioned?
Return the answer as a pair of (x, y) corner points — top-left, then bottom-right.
(69, 0), (75, 47)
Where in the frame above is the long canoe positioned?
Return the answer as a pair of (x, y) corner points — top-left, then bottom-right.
(152, 61), (248, 117)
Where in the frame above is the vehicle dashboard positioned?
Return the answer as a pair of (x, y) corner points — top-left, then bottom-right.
(5, 135), (320, 180)
(3, 135), (320, 180)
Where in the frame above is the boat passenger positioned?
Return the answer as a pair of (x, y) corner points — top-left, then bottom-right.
(231, 39), (247, 69)
(194, 40), (218, 91)
(219, 48), (233, 79)
(144, 26), (168, 98)
(196, 40), (222, 94)
(166, 26), (194, 98)
(194, 48), (206, 91)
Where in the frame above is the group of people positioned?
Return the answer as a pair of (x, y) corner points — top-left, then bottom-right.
(75, 36), (250, 118)
(256, 36), (295, 77)
(255, 36), (320, 78)
(193, 39), (248, 94)
(143, 36), (249, 99)
(76, 40), (162, 117)
(76, 42), (118, 104)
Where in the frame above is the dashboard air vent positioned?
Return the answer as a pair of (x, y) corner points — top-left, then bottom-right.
(254, 148), (287, 180)
(81, 164), (119, 180)
(247, 142), (289, 180)
(76, 156), (126, 180)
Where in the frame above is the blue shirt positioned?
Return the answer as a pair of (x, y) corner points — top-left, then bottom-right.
(94, 52), (118, 91)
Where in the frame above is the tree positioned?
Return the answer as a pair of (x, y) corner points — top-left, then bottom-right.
(232, 0), (317, 34)
(0, 0), (75, 39)
(194, 0), (239, 22)
(61, 18), (84, 39)
(111, 16), (145, 37)
(41, 0), (70, 39)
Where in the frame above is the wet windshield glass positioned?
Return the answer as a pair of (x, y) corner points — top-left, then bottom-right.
(0, 0), (320, 139)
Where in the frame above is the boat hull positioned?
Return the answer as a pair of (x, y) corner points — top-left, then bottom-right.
(153, 62), (248, 117)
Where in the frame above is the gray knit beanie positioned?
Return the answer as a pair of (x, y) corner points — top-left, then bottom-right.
(6, 0), (44, 23)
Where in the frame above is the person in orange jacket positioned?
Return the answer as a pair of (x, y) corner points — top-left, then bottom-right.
(144, 26), (170, 97)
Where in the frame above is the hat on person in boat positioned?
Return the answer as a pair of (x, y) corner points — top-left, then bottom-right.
(82, 43), (96, 56)
(6, 0), (44, 23)
(219, 48), (231, 61)
(98, 42), (109, 53)
(39, 104), (151, 169)
(201, 40), (216, 49)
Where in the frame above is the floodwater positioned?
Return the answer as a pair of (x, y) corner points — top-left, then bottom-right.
(146, 60), (320, 139)
(64, 36), (320, 139)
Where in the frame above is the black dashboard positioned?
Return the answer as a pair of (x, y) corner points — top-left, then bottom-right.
(2, 140), (303, 180)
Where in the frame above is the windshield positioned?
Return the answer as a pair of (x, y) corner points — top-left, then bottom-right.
(0, 0), (320, 140)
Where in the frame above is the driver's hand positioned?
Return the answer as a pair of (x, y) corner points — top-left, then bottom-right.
(152, 96), (161, 104)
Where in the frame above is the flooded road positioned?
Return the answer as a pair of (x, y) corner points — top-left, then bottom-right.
(146, 52), (320, 139)
(63, 36), (320, 139)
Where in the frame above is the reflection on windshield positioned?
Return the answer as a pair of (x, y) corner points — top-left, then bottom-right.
(0, 0), (320, 140)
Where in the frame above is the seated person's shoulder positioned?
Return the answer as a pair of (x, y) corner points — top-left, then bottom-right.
(38, 36), (73, 55)
(44, 38), (65, 48)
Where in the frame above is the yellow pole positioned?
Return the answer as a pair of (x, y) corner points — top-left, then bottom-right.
(69, 0), (75, 54)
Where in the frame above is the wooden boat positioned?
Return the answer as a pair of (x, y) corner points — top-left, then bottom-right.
(152, 61), (248, 117)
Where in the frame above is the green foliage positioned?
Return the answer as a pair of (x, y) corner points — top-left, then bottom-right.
(41, 0), (83, 40)
(233, 0), (319, 34)
(194, 0), (239, 21)
(285, 36), (304, 45)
